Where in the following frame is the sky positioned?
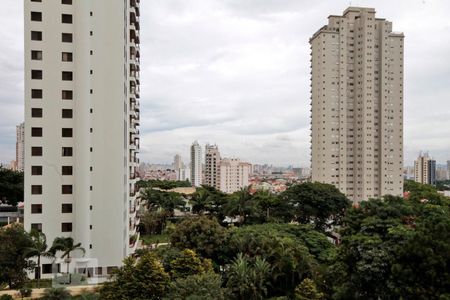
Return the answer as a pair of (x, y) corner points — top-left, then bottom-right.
(0, 0), (449, 167)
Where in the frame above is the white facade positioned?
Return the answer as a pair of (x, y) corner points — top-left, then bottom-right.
(219, 158), (251, 194)
(204, 144), (221, 189)
(24, 0), (141, 277)
(16, 123), (25, 172)
(190, 141), (202, 187)
(173, 154), (183, 171)
(178, 168), (191, 182)
(310, 7), (404, 201)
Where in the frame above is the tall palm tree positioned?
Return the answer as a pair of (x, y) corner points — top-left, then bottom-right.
(190, 188), (212, 214)
(23, 230), (54, 288)
(50, 237), (85, 277)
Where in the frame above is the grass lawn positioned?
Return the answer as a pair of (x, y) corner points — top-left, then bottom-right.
(140, 234), (170, 245)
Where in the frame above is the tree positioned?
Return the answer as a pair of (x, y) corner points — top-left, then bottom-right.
(23, 230), (54, 288)
(190, 188), (213, 215)
(223, 188), (259, 225)
(167, 249), (213, 279)
(0, 167), (23, 206)
(40, 287), (71, 300)
(137, 179), (191, 190)
(0, 224), (33, 288)
(279, 182), (351, 231)
(170, 216), (229, 263)
(140, 210), (170, 235)
(140, 188), (186, 214)
(165, 272), (228, 300)
(295, 278), (324, 300)
(226, 254), (272, 300)
(50, 237), (85, 276)
(99, 252), (170, 300)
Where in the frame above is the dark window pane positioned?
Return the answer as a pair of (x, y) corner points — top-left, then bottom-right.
(62, 185), (73, 194)
(31, 70), (42, 79)
(62, 52), (73, 62)
(31, 12), (42, 21)
(31, 166), (42, 175)
(62, 90), (73, 100)
(62, 109), (73, 118)
(31, 50), (42, 60)
(32, 147), (43, 156)
(31, 127), (42, 137)
(61, 14), (72, 23)
(62, 147), (73, 156)
(31, 185), (42, 195)
(31, 204), (42, 214)
(31, 31), (42, 41)
(31, 89), (43, 99)
(62, 204), (73, 213)
(62, 128), (73, 137)
(61, 223), (72, 232)
(31, 108), (43, 118)
(62, 166), (73, 175)
(62, 33), (73, 43)
(31, 223), (42, 232)
(62, 71), (73, 81)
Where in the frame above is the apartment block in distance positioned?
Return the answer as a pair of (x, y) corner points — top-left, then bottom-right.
(16, 122), (25, 172)
(204, 144), (221, 190)
(190, 141), (202, 187)
(414, 152), (436, 185)
(24, 0), (141, 278)
(219, 158), (252, 194)
(310, 7), (404, 201)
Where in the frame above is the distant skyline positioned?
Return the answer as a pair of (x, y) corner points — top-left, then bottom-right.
(1, 0), (450, 166)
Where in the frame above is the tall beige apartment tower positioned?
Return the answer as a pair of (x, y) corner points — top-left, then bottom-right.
(310, 7), (404, 201)
(204, 144), (221, 190)
(24, 0), (141, 278)
(16, 122), (25, 172)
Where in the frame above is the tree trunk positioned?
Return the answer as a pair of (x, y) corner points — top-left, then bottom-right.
(37, 255), (41, 288)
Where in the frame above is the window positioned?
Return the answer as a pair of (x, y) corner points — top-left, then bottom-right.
(62, 128), (73, 137)
(62, 0), (72, 4)
(62, 185), (73, 194)
(31, 0), (42, 2)
(31, 70), (42, 79)
(31, 127), (42, 137)
(62, 166), (73, 175)
(62, 52), (73, 62)
(62, 33), (73, 43)
(61, 223), (72, 232)
(62, 90), (73, 100)
(31, 223), (42, 232)
(31, 204), (42, 214)
(31, 89), (43, 99)
(32, 147), (43, 156)
(62, 71), (73, 81)
(31, 166), (42, 175)
(62, 147), (73, 156)
(31, 108), (43, 118)
(31, 185), (42, 194)
(31, 50), (42, 60)
(62, 109), (73, 118)
(31, 31), (42, 41)
(62, 14), (73, 24)
(42, 264), (54, 274)
(31, 12), (42, 21)
(62, 204), (73, 213)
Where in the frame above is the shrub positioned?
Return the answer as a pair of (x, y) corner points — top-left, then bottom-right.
(0, 295), (13, 300)
(19, 287), (32, 297)
(40, 287), (71, 300)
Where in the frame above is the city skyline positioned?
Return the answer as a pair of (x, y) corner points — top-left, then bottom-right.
(1, 0), (450, 166)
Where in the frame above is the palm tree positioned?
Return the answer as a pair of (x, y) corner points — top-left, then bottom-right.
(50, 237), (85, 282)
(23, 230), (55, 288)
(190, 188), (212, 214)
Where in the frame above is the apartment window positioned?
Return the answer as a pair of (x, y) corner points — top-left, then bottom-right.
(31, 50), (42, 60)
(31, 89), (43, 99)
(61, 14), (73, 24)
(31, 127), (42, 137)
(62, 71), (73, 81)
(62, 52), (73, 62)
(31, 0), (42, 2)
(32, 147), (43, 156)
(62, 109), (73, 118)
(31, 70), (42, 79)
(31, 166), (42, 175)
(62, 204), (73, 213)
(62, 166), (73, 175)
(61, 223), (72, 232)
(61, 0), (72, 4)
(62, 147), (73, 156)
(31, 204), (42, 214)
(62, 185), (73, 194)
(62, 33), (73, 43)
(31, 185), (42, 195)
(31, 108), (43, 118)
(31, 31), (42, 41)
(31, 223), (42, 232)
(31, 12), (42, 21)
(62, 128), (73, 137)
(62, 90), (73, 100)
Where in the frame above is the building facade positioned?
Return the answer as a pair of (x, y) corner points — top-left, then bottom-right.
(219, 158), (251, 194)
(190, 141), (202, 187)
(24, 0), (141, 277)
(204, 144), (221, 190)
(310, 7), (404, 201)
(173, 154), (183, 171)
(16, 122), (25, 172)
(414, 152), (436, 185)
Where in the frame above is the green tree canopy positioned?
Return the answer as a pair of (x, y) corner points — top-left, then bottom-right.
(0, 166), (23, 206)
(165, 272), (228, 300)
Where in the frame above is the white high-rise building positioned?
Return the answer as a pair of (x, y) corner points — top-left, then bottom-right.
(204, 144), (221, 190)
(24, 0), (141, 278)
(16, 122), (25, 172)
(190, 141), (202, 187)
(414, 152), (436, 185)
(173, 154), (183, 171)
(219, 158), (251, 194)
(310, 7), (404, 201)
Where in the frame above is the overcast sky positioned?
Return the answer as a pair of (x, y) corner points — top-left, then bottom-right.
(0, 0), (449, 167)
